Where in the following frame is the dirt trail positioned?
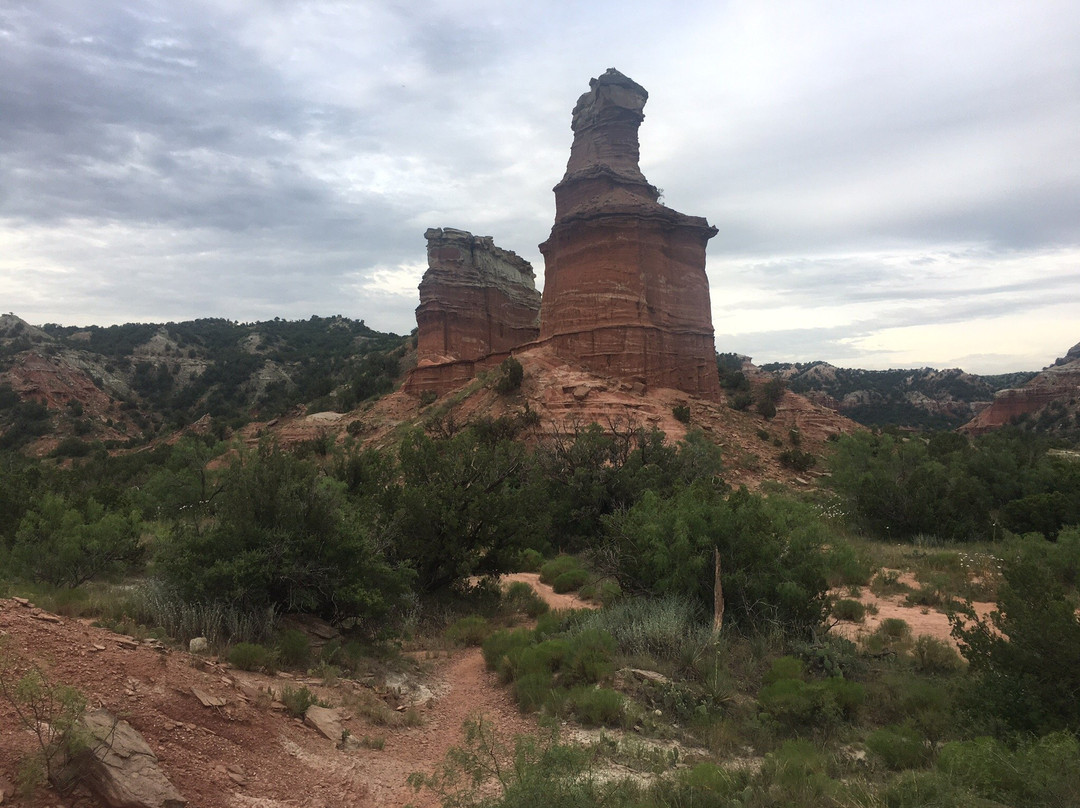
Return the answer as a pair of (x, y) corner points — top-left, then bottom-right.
(0, 573), (591, 808)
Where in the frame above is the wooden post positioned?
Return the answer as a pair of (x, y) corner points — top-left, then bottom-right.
(712, 547), (724, 633)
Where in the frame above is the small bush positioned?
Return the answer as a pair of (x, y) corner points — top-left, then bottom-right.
(579, 578), (622, 606)
(779, 449), (816, 472)
(879, 618), (911, 641)
(764, 656), (806, 685)
(503, 581), (549, 618)
(552, 568), (589, 593)
(867, 724), (931, 770)
(911, 635), (963, 674)
(227, 642), (274, 672)
(539, 556), (581, 585)
(832, 598), (866, 622)
(513, 671), (555, 713)
(871, 570), (913, 597)
(560, 629), (616, 686)
(824, 543), (873, 587)
(729, 391), (753, 411)
(446, 615), (490, 646)
(275, 629), (311, 669)
(517, 548), (543, 572)
(482, 629), (533, 676)
(672, 404), (691, 424)
(575, 596), (708, 663)
(418, 389), (437, 407)
(494, 357), (524, 394)
(567, 686), (624, 727)
(279, 685), (319, 718)
(759, 676), (864, 729)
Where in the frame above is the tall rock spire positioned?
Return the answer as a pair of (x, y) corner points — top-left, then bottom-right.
(538, 69), (721, 399)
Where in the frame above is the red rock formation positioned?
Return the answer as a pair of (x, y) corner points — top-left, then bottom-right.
(404, 228), (540, 395)
(538, 69), (721, 400)
(961, 342), (1080, 434)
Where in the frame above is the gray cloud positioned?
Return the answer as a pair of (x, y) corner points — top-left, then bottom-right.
(1, 0), (1078, 373)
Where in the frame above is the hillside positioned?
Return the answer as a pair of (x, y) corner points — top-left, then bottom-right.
(0, 313), (410, 456)
(759, 359), (1035, 430)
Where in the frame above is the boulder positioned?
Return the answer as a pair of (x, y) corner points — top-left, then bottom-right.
(304, 704), (345, 741)
(64, 708), (186, 808)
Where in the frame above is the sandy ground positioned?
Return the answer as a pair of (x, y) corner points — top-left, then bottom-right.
(833, 573), (995, 647)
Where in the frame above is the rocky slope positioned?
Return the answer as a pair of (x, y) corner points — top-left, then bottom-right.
(250, 343), (860, 491)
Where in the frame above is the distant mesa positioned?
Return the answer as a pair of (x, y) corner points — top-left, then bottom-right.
(404, 68), (721, 400)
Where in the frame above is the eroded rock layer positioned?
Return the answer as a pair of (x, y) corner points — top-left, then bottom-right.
(538, 68), (721, 399)
(961, 342), (1080, 434)
(404, 228), (540, 395)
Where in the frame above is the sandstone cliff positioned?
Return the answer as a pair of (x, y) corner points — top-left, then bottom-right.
(961, 342), (1080, 435)
(404, 228), (540, 395)
(538, 69), (721, 400)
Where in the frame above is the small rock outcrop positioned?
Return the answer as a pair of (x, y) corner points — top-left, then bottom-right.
(403, 228), (540, 395)
(537, 69), (721, 399)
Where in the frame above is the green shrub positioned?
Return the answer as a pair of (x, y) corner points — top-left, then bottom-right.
(494, 357), (524, 394)
(823, 542), (873, 586)
(275, 629), (311, 669)
(601, 486), (832, 634)
(779, 449), (816, 472)
(679, 763), (744, 798)
(517, 549), (543, 572)
(867, 724), (931, 770)
(514, 671), (555, 713)
(951, 533), (1080, 734)
(759, 676), (864, 729)
(576, 596), (709, 663)
(561, 629), (615, 686)
(672, 404), (691, 424)
(729, 391), (753, 411)
(911, 635), (963, 674)
(539, 556), (581, 585)
(879, 618), (912, 640)
(279, 685), (319, 718)
(227, 642), (274, 672)
(832, 598), (866, 622)
(482, 629), (534, 676)
(446, 615), (490, 646)
(552, 568), (589, 593)
(760, 739), (840, 804)
(503, 581), (549, 618)
(567, 686), (624, 727)
(764, 656), (805, 685)
(578, 578), (622, 606)
(935, 732), (1080, 805)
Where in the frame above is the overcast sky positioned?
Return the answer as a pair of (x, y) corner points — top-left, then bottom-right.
(2, 1), (1078, 374)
